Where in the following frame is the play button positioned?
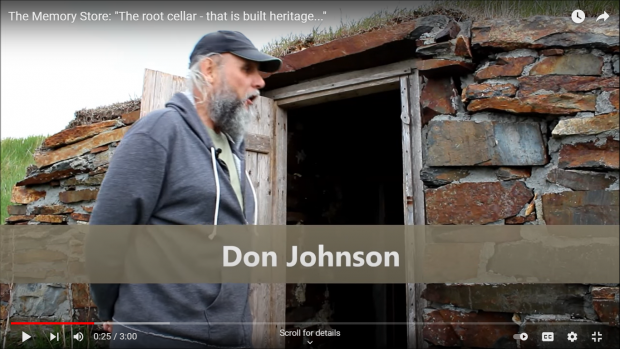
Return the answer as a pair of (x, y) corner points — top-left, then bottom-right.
(22, 332), (31, 342)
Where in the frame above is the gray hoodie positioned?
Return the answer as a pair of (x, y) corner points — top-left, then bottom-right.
(89, 92), (257, 348)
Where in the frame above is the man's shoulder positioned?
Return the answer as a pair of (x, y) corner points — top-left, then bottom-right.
(123, 107), (187, 145)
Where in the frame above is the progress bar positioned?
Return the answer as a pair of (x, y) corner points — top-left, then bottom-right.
(10, 322), (614, 326)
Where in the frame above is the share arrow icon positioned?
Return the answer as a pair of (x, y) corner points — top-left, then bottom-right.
(597, 11), (609, 21)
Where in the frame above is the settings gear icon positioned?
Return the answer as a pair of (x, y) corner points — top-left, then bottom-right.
(567, 331), (578, 342)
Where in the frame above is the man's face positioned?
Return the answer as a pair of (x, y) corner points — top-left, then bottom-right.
(206, 53), (265, 142)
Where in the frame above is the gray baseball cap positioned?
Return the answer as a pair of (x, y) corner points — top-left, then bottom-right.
(189, 30), (282, 73)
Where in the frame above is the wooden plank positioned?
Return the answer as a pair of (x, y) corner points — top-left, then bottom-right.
(245, 134), (271, 154)
(401, 75), (418, 349)
(256, 154), (272, 225)
(140, 69), (186, 117)
(248, 96), (273, 136)
(409, 71), (426, 227)
(249, 283), (270, 348)
(400, 76), (414, 226)
(276, 77), (400, 109)
(271, 105), (287, 226)
(405, 71), (428, 349)
(269, 100), (287, 349)
(263, 58), (418, 100)
(246, 96), (287, 348)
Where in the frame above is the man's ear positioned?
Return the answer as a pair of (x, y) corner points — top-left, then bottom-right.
(199, 57), (217, 84)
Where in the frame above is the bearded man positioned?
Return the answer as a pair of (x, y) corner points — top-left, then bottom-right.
(88, 31), (282, 348)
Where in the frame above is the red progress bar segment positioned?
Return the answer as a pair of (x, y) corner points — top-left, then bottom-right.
(11, 322), (95, 325)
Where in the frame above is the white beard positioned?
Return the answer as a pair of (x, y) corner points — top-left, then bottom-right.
(207, 79), (256, 144)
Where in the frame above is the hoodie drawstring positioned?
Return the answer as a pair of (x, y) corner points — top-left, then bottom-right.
(211, 147), (221, 226)
(211, 147), (258, 226)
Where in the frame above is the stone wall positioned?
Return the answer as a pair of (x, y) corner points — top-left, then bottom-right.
(414, 15), (619, 349)
(2, 14), (620, 348)
(1, 109), (139, 331)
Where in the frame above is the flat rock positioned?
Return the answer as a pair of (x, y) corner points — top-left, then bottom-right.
(422, 284), (590, 315)
(424, 309), (518, 348)
(5, 215), (34, 223)
(475, 56), (536, 81)
(58, 189), (99, 203)
(71, 284), (97, 308)
(552, 112), (619, 137)
(505, 214), (536, 224)
(542, 190), (619, 225)
(420, 77), (457, 125)
(467, 94), (596, 115)
(540, 48), (564, 56)
(496, 167), (531, 180)
(42, 120), (119, 149)
(16, 168), (89, 186)
(34, 127), (129, 168)
(420, 168), (470, 187)
(426, 121), (547, 166)
(11, 186), (45, 204)
(471, 16), (620, 51)
(34, 215), (67, 224)
(463, 83), (517, 100)
(31, 205), (74, 215)
(90, 145), (109, 154)
(611, 89), (619, 110)
(70, 213), (90, 222)
(416, 59), (475, 78)
(63, 174), (105, 186)
(434, 20), (460, 42)
(592, 286), (619, 299)
(6, 205), (27, 215)
(425, 181), (533, 224)
(517, 76), (619, 96)
(547, 168), (616, 190)
(593, 298), (619, 326)
(121, 110), (140, 125)
(558, 137), (619, 169)
(416, 40), (454, 57)
(529, 54), (603, 76)
(454, 35), (472, 58)
(262, 18), (448, 77)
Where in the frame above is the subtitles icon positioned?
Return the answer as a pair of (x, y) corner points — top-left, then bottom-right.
(542, 332), (554, 342)
(571, 9), (585, 23)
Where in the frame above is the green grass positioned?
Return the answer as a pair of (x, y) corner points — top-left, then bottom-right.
(1, 136), (47, 224)
(261, 0), (620, 57)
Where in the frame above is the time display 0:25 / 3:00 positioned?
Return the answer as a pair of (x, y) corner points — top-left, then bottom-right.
(93, 332), (138, 340)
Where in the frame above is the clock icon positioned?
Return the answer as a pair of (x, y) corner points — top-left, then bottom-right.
(572, 9), (585, 23)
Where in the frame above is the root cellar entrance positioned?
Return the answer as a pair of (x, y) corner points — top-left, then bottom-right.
(285, 90), (407, 348)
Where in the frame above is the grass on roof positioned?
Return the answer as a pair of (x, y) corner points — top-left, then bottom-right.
(261, 0), (620, 58)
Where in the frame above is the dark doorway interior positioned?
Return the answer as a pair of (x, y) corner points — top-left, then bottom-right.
(286, 90), (407, 348)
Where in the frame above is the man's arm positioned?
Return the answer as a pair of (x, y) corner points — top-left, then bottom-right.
(86, 132), (167, 320)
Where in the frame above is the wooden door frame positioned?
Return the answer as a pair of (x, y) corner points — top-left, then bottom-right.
(264, 58), (426, 349)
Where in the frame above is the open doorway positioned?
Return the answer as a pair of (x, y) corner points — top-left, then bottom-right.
(286, 90), (407, 348)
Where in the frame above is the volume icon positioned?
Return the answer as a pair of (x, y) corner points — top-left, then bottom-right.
(74, 332), (84, 342)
